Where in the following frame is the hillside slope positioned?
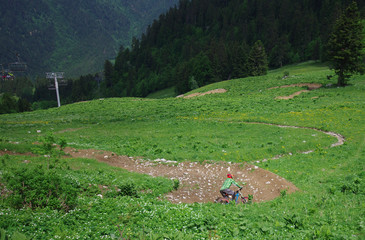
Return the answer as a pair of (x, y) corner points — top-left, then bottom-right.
(104, 0), (364, 97)
(0, 0), (178, 77)
(0, 62), (364, 238)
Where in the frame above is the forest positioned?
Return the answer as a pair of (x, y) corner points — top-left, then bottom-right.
(0, 0), (178, 77)
(99, 0), (364, 98)
(0, 0), (364, 112)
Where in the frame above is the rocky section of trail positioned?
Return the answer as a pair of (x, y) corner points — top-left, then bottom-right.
(64, 148), (298, 204)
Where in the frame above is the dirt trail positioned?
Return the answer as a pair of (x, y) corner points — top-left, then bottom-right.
(270, 83), (323, 99)
(0, 120), (345, 204)
(64, 148), (298, 204)
(62, 122), (344, 204)
(176, 89), (227, 99)
(0, 127), (345, 205)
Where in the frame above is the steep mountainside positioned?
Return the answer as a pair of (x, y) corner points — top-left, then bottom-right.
(0, 0), (178, 77)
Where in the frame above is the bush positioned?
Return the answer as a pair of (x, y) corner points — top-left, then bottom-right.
(341, 176), (363, 194)
(3, 166), (80, 211)
(118, 182), (139, 198)
(0, 228), (28, 240)
(173, 179), (180, 190)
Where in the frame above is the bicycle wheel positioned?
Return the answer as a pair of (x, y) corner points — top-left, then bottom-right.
(215, 197), (230, 204)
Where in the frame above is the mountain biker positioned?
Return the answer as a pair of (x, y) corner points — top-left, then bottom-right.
(220, 174), (242, 200)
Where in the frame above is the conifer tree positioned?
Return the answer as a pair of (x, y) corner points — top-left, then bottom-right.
(327, 2), (364, 86)
(104, 60), (114, 88)
(246, 40), (268, 76)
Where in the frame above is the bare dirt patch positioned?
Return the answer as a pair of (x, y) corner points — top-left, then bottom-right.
(177, 89), (227, 99)
(270, 83), (322, 99)
(63, 148), (298, 204)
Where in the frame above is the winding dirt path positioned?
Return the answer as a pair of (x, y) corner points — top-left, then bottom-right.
(62, 123), (344, 204)
(1, 122), (344, 204)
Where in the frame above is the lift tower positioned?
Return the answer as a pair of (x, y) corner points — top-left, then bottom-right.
(46, 72), (65, 108)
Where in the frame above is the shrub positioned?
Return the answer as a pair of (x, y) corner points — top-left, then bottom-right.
(118, 182), (139, 198)
(0, 228), (28, 240)
(173, 179), (180, 190)
(3, 166), (80, 211)
(280, 189), (287, 197)
(341, 176), (362, 194)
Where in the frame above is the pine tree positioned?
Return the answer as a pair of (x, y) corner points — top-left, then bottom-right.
(104, 60), (114, 88)
(327, 2), (364, 86)
(246, 40), (268, 76)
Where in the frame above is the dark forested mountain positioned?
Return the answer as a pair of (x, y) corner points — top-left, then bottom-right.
(0, 0), (179, 77)
(105, 0), (364, 97)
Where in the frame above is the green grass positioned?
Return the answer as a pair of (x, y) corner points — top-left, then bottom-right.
(146, 86), (177, 99)
(0, 61), (364, 239)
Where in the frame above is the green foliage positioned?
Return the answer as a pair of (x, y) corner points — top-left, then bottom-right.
(146, 87), (177, 99)
(327, 1), (365, 86)
(280, 189), (288, 198)
(31, 133), (67, 168)
(118, 183), (139, 198)
(246, 40), (268, 76)
(2, 166), (79, 211)
(105, 0), (365, 97)
(0, 93), (31, 115)
(0, 93), (17, 114)
(283, 71), (290, 79)
(0, 228), (28, 240)
(189, 76), (199, 90)
(340, 174), (364, 194)
(173, 179), (180, 190)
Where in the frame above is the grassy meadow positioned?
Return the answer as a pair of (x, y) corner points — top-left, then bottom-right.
(0, 61), (364, 239)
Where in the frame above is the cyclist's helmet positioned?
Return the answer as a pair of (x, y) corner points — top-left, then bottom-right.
(227, 174), (233, 178)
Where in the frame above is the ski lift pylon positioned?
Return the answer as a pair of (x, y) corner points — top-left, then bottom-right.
(46, 72), (67, 90)
(46, 72), (66, 107)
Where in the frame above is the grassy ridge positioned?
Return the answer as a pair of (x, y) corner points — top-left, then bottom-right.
(0, 61), (364, 239)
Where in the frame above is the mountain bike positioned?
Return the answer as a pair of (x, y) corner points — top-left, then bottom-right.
(215, 189), (249, 204)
